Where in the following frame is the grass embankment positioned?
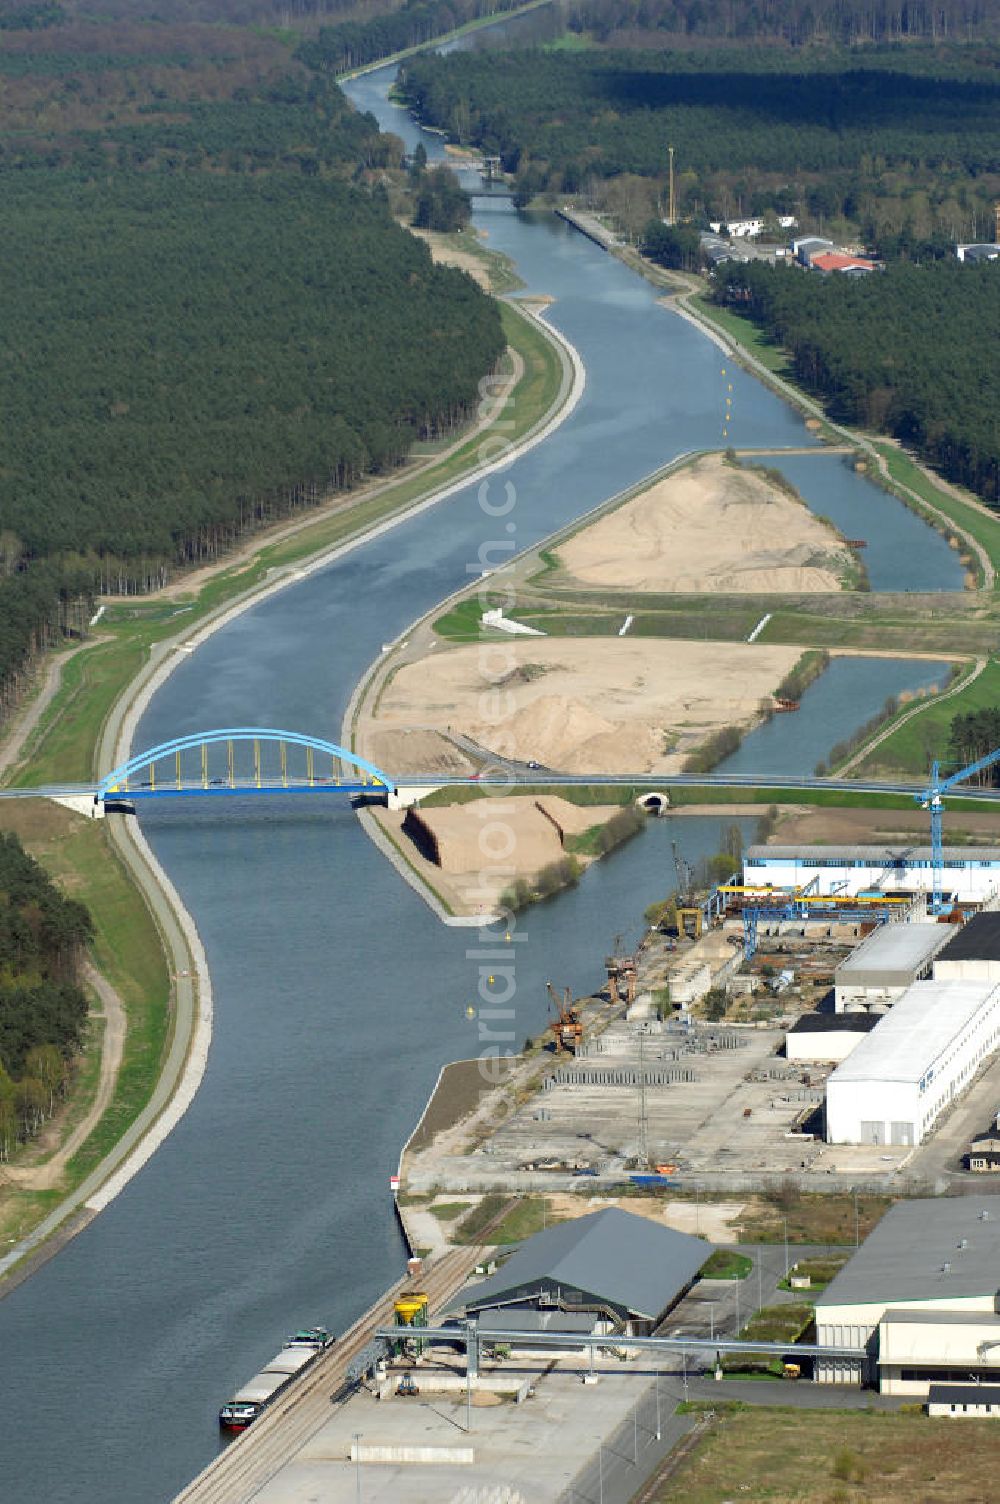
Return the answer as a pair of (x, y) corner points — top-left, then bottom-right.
(14, 298), (564, 789)
(700, 1249), (752, 1280)
(454, 1194), (563, 1244)
(849, 656), (1000, 777)
(688, 293), (796, 381)
(437, 590), (998, 658)
(563, 804), (644, 857)
(0, 802), (170, 1252)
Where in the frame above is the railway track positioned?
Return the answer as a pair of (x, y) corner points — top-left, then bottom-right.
(172, 1243), (488, 1504)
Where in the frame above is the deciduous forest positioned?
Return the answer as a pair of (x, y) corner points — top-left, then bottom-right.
(0, 2), (504, 718)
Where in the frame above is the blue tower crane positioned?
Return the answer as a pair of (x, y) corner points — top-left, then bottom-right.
(917, 748), (1000, 913)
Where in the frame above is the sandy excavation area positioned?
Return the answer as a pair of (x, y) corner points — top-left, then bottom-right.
(557, 453), (854, 593)
(370, 637), (802, 775)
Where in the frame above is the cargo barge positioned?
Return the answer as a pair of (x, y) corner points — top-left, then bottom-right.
(219, 1327), (333, 1432)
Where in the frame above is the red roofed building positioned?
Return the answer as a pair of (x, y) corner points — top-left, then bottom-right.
(811, 252), (877, 274)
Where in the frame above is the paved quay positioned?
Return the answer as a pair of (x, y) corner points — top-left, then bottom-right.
(253, 1367), (665, 1504)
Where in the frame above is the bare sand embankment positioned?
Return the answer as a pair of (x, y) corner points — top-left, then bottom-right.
(557, 453), (854, 593)
(368, 637), (801, 776)
(409, 227), (491, 289)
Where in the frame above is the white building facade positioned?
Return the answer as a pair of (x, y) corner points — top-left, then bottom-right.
(825, 978), (1000, 1146)
(816, 1198), (1000, 1394)
(743, 844), (1000, 906)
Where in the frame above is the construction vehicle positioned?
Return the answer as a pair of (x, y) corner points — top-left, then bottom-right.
(396, 1373), (420, 1396)
(546, 981), (583, 1054)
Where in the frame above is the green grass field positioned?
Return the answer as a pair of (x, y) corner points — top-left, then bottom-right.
(657, 1406), (999, 1503)
(855, 657), (1000, 776)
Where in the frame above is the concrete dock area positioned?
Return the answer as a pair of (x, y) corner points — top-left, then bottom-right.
(252, 1366), (666, 1503)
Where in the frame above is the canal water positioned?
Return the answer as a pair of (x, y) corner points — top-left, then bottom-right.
(718, 655), (949, 778)
(760, 452), (964, 592)
(0, 53), (962, 1504)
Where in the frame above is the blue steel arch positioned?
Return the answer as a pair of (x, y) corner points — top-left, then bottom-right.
(98, 728), (395, 796)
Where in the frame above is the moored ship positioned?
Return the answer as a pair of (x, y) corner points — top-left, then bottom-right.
(219, 1327), (333, 1431)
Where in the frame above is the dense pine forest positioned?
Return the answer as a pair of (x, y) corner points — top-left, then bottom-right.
(297, 0), (531, 73)
(400, 45), (1000, 234)
(563, 0), (1000, 45)
(0, 834), (92, 1157)
(0, 3), (505, 718)
(713, 260), (1000, 505)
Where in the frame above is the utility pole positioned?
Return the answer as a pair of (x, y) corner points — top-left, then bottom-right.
(668, 144), (675, 226)
(353, 1432), (362, 1504)
(637, 1030), (649, 1169)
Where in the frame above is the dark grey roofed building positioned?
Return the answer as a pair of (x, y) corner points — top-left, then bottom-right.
(937, 912), (1000, 963)
(788, 1012), (880, 1035)
(448, 1208), (711, 1333)
(928, 1383), (1000, 1413)
(816, 1196), (1000, 1310)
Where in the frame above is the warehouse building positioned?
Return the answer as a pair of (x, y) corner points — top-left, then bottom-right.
(793, 235), (835, 265)
(786, 1011), (880, 1064)
(816, 1197), (1000, 1394)
(934, 912), (1000, 984)
(446, 1208), (710, 1336)
(825, 978), (1000, 1146)
(743, 844), (1000, 906)
(834, 922), (950, 1012)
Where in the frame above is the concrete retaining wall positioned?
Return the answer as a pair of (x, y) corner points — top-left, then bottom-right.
(351, 1442), (474, 1465)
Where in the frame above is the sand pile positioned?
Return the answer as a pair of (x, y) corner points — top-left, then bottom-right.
(374, 637), (801, 775)
(557, 454), (853, 593)
(404, 795), (617, 874)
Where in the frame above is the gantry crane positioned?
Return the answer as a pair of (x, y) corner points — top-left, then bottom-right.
(917, 750), (1000, 913)
(605, 933), (638, 1006)
(546, 981), (583, 1054)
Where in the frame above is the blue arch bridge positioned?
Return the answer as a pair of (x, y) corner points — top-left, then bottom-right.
(96, 729), (396, 804)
